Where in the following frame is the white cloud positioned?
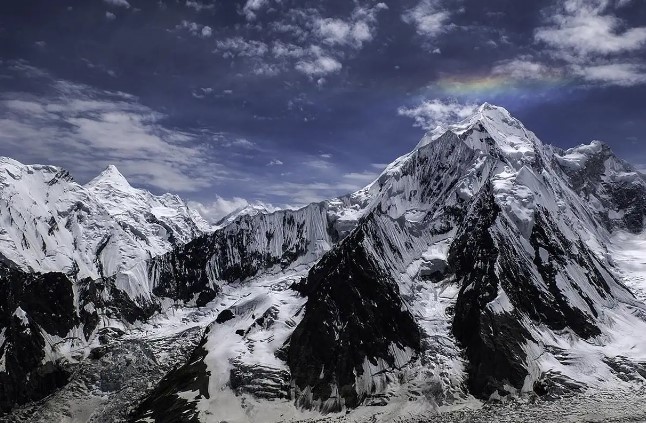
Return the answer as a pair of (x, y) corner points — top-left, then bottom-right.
(186, 0), (214, 12)
(105, 11), (116, 20)
(224, 138), (257, 149)
(242, 0), (269, 21)
(189, 197), (250, 222)
(530, 0), (646, 87)
(402, 0), (453, 38)
(0, 65), (224, 193)
(576, 63), (646, 86)
(314, 4), (386, 48)
(103, 0), (130, 8)
(263, 175), (378, 205)
(535, 0), (646, 59)
(176, 20), (213, 38)
(215, 37), (269, 57)
(303, 159), (332, 169)
(342, 171), (379, 186)
(398, 99), (478, 135)
(192, 87), (213, 98)
(295, 50), (342, 76)
(212, 3), (385, 80)
(267, 159), (284, 166)
(492, 58), (561, 80)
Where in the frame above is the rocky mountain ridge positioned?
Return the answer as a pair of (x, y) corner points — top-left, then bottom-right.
(2, 104), (646, 422)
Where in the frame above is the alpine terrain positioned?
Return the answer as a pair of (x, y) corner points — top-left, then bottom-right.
(2, 104), (646, 423)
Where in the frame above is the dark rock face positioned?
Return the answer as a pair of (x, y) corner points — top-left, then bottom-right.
(230, 361), (290, 400)
(0, 265), (77, 414)
(147, 233), (220, 304)
(607, 181), (646, 233)
(0, 266), (165, 415)
(449, 185), (622, 399)
(527, 211), (607, 338)
(78, 276), (160, 328)
(215, 308), (235, 324)
(148, 204), (337, 304)
(449, 186), (532, 398)
(288, 223), (422, 411)
(131, 326), (212, 423)
(556, 143), (646, 233)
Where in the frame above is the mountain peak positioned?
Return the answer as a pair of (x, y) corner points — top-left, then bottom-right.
(476, 102), (512, 119)
(88, 164), (131, 188)
(416, 103), (538, 158)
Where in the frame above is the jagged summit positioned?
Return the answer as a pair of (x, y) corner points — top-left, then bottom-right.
(87, 164), (131, 188)
(413, 102), (542, 173)
(418, 103), (537, 147)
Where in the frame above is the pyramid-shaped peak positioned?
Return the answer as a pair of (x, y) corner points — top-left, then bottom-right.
(88, 164), (131, 188)
(415, 102), (544, 168)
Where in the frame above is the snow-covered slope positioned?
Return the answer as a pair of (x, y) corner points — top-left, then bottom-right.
(0, 159), (211, 280)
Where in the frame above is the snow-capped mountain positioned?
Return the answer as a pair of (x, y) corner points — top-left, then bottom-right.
(131, 104), (646, 421)
(214, 203), (279, 228)
(0, 159), (211, 280)
(0, 159), (214, 413)
(3, 104), (646, 422)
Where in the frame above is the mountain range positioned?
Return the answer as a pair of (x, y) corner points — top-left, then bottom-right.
(2, 104), (646, 422)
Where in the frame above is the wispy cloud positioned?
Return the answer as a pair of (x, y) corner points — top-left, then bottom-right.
(0, 62), (230, 192)
(535, 0), (646, 59)
(211, 2), (387, 79)
(103, 0), (130, 8)
(241, 0), (270, 21)
(176, 20), (213, 38)
(186, 0), (214, 12)
(189, 196), (250, 222)
(398, 98), (477, 135)
(575, 62), (646, 86)
(491, 57), (562, 81)
(295, 51), (342, 77)
(402, 0), (457, 40)
(533, 0), (646, 86)
(314, 3), (387, 48)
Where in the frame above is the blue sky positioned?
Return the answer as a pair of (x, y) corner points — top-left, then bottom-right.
(1, 0), (645, 220)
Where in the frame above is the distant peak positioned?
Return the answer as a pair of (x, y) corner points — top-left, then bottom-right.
(88, 164), (131, 188)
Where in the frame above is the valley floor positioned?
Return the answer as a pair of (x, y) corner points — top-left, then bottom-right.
(286, 389), (646, 423)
